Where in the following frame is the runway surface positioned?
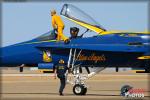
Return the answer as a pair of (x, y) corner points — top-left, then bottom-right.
(0, 71), (150, 100)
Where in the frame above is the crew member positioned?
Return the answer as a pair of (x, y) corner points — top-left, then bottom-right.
(70, 27), (80, 39)
(50, 9), (69, 43)
(54, 59), (68, 96)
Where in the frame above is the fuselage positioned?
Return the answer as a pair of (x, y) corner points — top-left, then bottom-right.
(1, 32), (149, 68)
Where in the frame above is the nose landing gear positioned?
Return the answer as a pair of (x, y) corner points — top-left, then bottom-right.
(66, 48), (106, 95)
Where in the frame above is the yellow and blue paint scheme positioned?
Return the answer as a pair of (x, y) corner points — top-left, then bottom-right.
(1, 30), (149, 70)
(0, 4), (150, 72)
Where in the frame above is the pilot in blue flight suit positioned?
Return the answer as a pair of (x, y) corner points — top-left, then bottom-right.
(54, 59), (68, 96)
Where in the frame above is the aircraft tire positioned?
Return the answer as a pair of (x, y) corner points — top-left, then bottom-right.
(73, 84), (87, 95)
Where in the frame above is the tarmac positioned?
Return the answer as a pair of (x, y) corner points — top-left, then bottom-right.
(0, 68), (150, 100)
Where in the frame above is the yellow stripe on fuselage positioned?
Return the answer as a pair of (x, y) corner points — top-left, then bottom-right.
(131, 70), (145, 73)
(138, 56), (150, 60)
(99, 31), (150, 35)
(38, 69), (54, 73)
(24, 40), (57, 45)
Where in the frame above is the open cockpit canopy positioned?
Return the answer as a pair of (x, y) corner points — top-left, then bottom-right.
(60, 4), (106, 34)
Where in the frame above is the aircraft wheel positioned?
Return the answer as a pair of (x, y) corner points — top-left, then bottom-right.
(73, 84), (87, 95)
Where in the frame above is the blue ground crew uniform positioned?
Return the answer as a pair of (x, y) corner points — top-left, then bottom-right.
(55, 63), (68, 95)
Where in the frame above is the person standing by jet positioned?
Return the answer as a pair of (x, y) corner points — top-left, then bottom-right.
(54, 59), (68, 96)
(50, 9), (69, 43)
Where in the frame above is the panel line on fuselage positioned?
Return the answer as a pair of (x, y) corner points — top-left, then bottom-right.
(14, 40), (57, 46)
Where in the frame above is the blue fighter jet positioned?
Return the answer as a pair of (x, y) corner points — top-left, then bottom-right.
(0, 4), (150, 95)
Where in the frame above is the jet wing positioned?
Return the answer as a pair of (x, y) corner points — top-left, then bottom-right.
(60, 4), (106, 34)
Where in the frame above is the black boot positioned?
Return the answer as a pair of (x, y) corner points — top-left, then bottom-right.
(59, 92), (64, 96)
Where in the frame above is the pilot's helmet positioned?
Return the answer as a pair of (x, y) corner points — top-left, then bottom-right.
(59, 59), (65, 64)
